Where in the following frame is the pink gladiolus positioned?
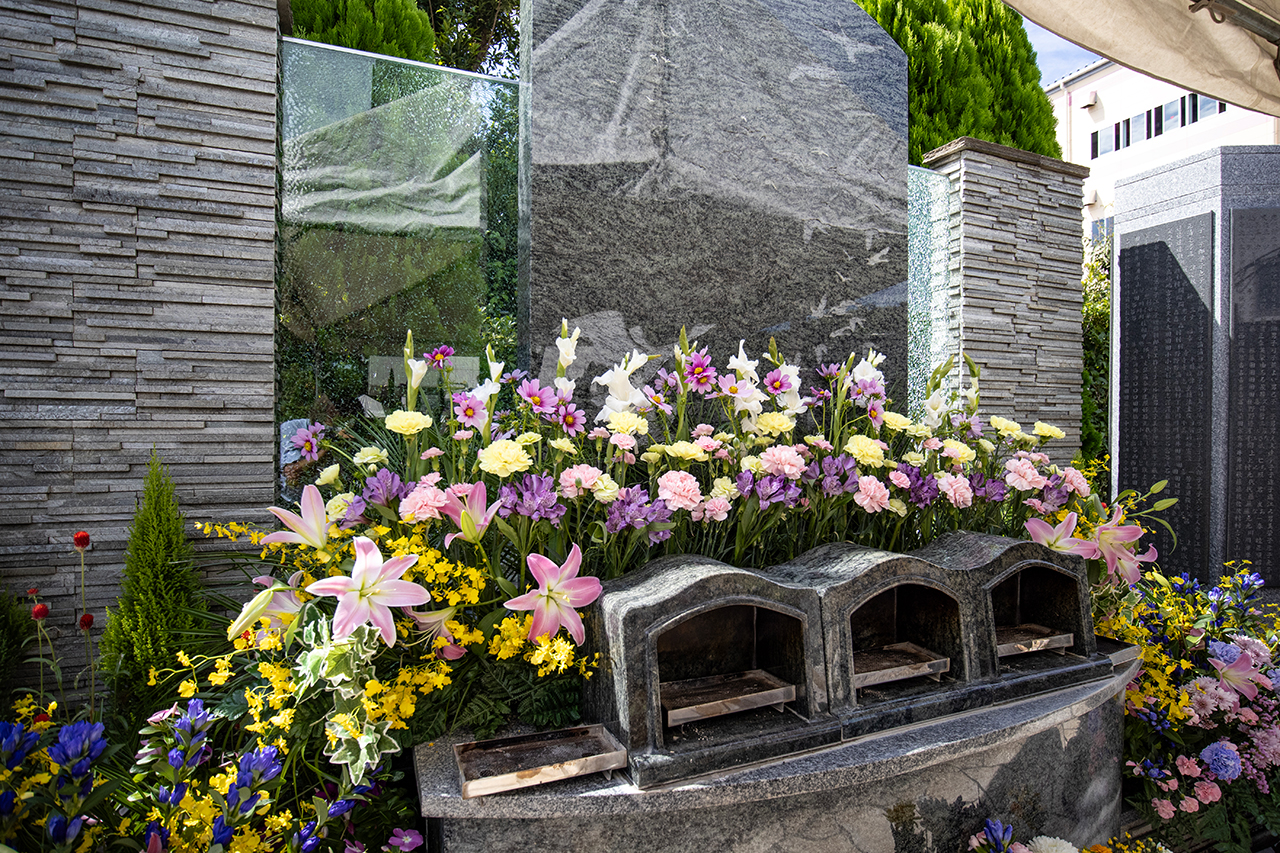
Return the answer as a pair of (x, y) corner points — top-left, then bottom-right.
(1025, 512), (1102, 559)
(440, 482), (501, 548)
(261, 484), (330, 552)
(505, 544), (602, 644)
(306, 537), (429, 646)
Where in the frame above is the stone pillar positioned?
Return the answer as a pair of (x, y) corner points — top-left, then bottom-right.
(0, 1), (280, 662)
(923, 138), (1088, 464)
(1114, 146), (1280, 582)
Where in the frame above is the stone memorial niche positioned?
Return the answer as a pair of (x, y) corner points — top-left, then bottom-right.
(1115, 148), (1280, 584)
(1117, 214), (1215, 578)
(1227, 209), (1280, 574)
(583, 555), (840, 788)
(766, 534), (1110, 740)
(520, 0), (909, 397)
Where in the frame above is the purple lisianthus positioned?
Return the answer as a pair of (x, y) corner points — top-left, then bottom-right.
(362, 468), (410, 508)
(899, 464), (939, 508)
(1200, 742), (1242, 781)
(683, 347), (718, 394)
(499, 474), (566, 525)
(646, 499), (673, 544)
(291, 422), (326, 462)
(755, 474), (800, 509)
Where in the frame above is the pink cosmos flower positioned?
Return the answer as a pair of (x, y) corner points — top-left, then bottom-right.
(761, 445), (805, 480)
(1004, 457), (1048, 491)
(1152, 798), (1176, 820)
(889, 470), (911, 489)
(517, 379), (556, 414)
(658, 470), (703, 511)
(306, 537), (429, 646)
(559, 403), (588, 436)
(440, 482), (501, 547)
(1194, 780), (1221, 803)
(763, 368), (792, 395)
(560, 464), (603, 498)
(938, 473), (974, 508)
(1025, 512), (1103, 559)
(1062, 466), (1091, 497)
(854, 476), (890, 513)
(453, 395), (486, 429)
(1176, 755), (1201, 777)
(504, 544), (602, 644)
(400, 481), (450, 522)
(261, 484), (330, 551)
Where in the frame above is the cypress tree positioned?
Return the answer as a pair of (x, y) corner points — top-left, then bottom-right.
(100, 451), (203, 713)
(856, 0), (1061, 165)
(291, 0), (436, 63)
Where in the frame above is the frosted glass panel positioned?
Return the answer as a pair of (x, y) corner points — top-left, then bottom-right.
(907, 165), (952, 411)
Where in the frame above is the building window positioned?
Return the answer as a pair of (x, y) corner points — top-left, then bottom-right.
(1091, 217), (1114, 241)
(1087, 92), (1226, 159)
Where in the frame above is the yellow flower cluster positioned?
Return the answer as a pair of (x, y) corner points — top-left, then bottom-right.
(487, 616), (598, 678)
(194, 520), (266, 546)
(385, 534), (485, 607)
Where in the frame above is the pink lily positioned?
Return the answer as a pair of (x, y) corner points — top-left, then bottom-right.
(406, 606), (468, 660)
(440, 482), (501, 548)
(504, 544), (602, 644)
(1025, 512), (1102, 560)
(1210, 652), (1272, 701)
(1092, 507), (1150, 583)
(306, 537), (429, 646)
(261, 484), (330, 554)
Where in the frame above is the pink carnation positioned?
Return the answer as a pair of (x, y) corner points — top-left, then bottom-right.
(889, 470), (911, 489)
(588, 427), (610, 440)
(1062, 466), (1091, 497)
(610, 433), (637, 451)
(658, 470), (703, 511)
(400, 482), (449, 521)
(693, 496), (731, 522)
(854, 476), (890, 513)
(1194, 780), (1221, 803)
(761, 445), (805, 479)
(1152, 798), (1176, 820)
(453, 429), (475, 440)
(807, 436), (833, 452)
(692, 423), (715, 437)
(420, 447), (444, 459)
(923, 437), (942, 451)
(449, 482), (476, 499)
(938, 473), (974, 508)
(560, 464), (603, 498)
(695, 436), (722, 453)
(1176, 755), (1202, 777)
(1179, 796), (1200, 813)
(1004, 457), (1048, 491)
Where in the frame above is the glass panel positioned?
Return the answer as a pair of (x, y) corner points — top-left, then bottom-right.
(907, 166), (952, 410)
(1098, 126), (1115, 155)
(1131, 113), (1147, 143)
(1199, 95), (1218, 118)
(1164, 99), (1180, 129)
(277, 39), (520, 426)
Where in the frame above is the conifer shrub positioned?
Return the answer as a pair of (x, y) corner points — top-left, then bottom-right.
(0, 588), (34, 694)
(100, 451), (203, 718)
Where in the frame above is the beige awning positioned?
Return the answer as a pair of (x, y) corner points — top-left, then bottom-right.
(1006, 0), (1280, 116)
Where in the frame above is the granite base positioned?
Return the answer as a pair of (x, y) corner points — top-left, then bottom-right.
(415, 661), (1136, 853)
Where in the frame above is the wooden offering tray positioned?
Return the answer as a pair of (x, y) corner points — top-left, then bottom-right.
(454, 724), (627, 799)
(660, 669), (796, 726)
(996, 623), (1073, 657)
(851, 641), (950, 689)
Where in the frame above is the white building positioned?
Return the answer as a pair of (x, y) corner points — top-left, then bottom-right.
(1046, 59), (1280, 238)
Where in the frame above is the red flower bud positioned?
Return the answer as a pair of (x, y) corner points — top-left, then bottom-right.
(33, 713), (49, 723)
(79, 613), (94, 631)
(73, 531), (91, 551)
(31, 603), (49, 621)
(26, 588), (38, 596)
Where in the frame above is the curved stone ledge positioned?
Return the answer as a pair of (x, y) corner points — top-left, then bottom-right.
(414, 658), (1137, 821)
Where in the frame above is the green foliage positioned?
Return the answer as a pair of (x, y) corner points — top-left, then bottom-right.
(1080, 236), (1111, 469)
(421, 0), (519, 74)
(855, 0), (1062, 165)
(0, 589), (33, 694)
(99, 451), (204, 723)
(290, 0), (436, 63)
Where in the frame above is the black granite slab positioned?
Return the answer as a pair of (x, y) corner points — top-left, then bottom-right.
(1227, 209), (1280, 583)
(521, 0), (909, 394)
(1118, 214), (1215, 579)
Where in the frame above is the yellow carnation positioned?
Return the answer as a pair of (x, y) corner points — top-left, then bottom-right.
(710, 476), (740, 500)
(844, 434), (885, 468)
(754, 412), (795, 437)
(978, 439), (996, 454)
(607, 411), (649, 435)
(593, 473), (620, 503)
(353, 446), (389, 469)
(740, 455), (765, 475)
(326, 492), (355, 522)
(384, 410), (433, 435)
(315, 463), (340, 486)
(904, 423), (933, 439)
(882, 411), (912, 432)
(516, 432), (542, 446)
(941, 439), (976, 465)
(989, 416), (1022, 437)
(666, 440), (709, 462)
(549, 437), (576, 454)
(1033, 421), (1065, 440)
(477, 439), (533, 478)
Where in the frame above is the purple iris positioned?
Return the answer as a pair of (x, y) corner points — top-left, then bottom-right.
(362, 468), (410, 508)
(499, 474), (566, 525)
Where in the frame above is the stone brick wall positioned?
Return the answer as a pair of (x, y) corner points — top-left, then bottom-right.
(0, 0), (279, 672)
(923, 137), (1088, 464)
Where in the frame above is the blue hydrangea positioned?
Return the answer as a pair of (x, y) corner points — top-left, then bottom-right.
(1200, 742), (1242, 781)
(1208, 640), (1243, 665)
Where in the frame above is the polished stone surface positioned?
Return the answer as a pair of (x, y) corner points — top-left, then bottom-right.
(415, 660), (1136, 852)
(521, 0), (909, 397)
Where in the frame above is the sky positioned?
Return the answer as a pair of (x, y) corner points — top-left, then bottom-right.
(1024, 20), (1103, 87)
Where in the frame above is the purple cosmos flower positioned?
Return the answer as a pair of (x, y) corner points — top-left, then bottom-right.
(517, 379), (556, 414)
(453, 394), (486, 429)
(809, 386), (832, 405)
(656, 367), (682, 390)
(852, 378), (884, 407)
(500, 368), (528, 384)
(683, 347), (718, 394)
(388, 829), (424, 852)
(362, 468), (410, 508)
(558, 402), (587, 436)
(640, 385), (674, 416)
(291, 422), (326, 461)
(499, 474), (566, 525)
(426, 345), (454, 369)
(817, 363), (841, 379)
(763, 368), (792, 395)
